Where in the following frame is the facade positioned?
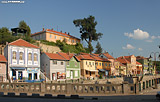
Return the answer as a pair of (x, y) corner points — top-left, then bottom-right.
(76, 54), (98, 79)
(136, 61), (143, 74)
(4, 39), (40, 81)
(40, 52), (66, 80)
(31, 28), (80, 45)
(58, 52), (80, 79)
(0, 55), (7, 82)
(99, 52), (116, 76)
(136, 56), (154, 75)
(119, 63), (127, 75)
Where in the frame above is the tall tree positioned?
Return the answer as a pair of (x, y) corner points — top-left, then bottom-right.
(19, 20), (31, 36)
(73, 15), (103, 53)
(95, 42), (103, 54)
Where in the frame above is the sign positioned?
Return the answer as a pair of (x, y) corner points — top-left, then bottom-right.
(27, 68), (39, 73)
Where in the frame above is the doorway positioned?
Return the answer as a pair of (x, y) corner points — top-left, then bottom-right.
(18, 71), (22, 80)
(70, 71), (73, 79)
(52, 73), (56, 80)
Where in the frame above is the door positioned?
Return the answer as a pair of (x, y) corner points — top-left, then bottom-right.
(28, 73), (32, 80)
(12, 69), (16, 80)
(52, 73), (56, 80)
(70, 71), (73, 79)
(18, 71), (22, 80)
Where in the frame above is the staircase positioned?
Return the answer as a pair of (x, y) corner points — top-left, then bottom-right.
(40, 70), (50, 81)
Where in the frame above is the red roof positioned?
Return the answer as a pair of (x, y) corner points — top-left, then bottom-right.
(76, 55), (95, 61)
(92, 54), (99, 57)
(136, 61), (142, 65)
(117, 56), (130, 64)
(31, 29), (80, 40)
(9, 39), (39, 49)
(58, 52), (74, 60)
(0, 55), (7, 62)
(91, 55), (110, 62)
(102, 52), (114, 59)
(136, 56), (148, 60)
(45, 53), (65, 60)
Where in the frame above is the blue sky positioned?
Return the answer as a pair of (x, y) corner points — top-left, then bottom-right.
(0, 0), (160, 58)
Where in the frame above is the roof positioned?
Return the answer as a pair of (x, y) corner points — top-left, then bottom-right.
(9, 39), (39, 49)
(136, 61), (142, 65)
(117, 56), (130, 64)
(91, 55), (110, 62)
(102, 52), (114, 59)
(31, 29), (80, 40)
(58, 52), (74, 60)
(136, 56), (148, 60)
(92, 54), (99, 57)
(75, 55), (95, 61)
(0, 55), (7, 62)
(45, 53), (66, 60)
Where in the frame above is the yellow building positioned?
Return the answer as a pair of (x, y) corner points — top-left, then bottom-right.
(75, 54), (98, 79)
(31, 28), (80, 45)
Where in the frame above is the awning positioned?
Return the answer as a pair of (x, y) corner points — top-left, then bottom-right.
(86, 69), (98, 72)
(11, 67), (25, 70)
(99, 69), (106, 72)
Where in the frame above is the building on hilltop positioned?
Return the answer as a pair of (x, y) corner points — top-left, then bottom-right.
(11, 28), (27, 36)
(31, 28), (80, 45)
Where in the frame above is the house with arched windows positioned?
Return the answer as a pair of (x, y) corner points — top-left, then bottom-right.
(4, 39), (40, 81)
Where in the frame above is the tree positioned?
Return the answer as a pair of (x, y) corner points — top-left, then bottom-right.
(19, 20), (31, 36)
(95, 42), (103, 54)
(73, 15), (103, 53)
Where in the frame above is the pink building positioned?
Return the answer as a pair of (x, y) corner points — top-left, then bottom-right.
(0, 55), (7, 82)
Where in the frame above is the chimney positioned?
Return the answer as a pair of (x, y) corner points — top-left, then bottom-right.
(51, 28), (53, 30)
(68, 32), (70, 35)
(43, 28), (45, 31)
(61, 31), (62, 33)
(65, 32), (66, 34)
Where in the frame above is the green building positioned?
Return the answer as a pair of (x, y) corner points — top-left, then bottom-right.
(136, 56), (154, 75)
(58, 52), (81, 79)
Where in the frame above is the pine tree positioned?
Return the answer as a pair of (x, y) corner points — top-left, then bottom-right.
(95, 42), (102, 54)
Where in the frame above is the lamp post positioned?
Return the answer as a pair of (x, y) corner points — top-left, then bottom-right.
(149, 52), (160, 75)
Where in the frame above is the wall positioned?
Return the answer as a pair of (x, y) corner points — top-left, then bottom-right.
(0, 63), (7, 81)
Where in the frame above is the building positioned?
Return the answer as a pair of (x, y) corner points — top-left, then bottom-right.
(11, 28), (27, 36)
(0, 55), (7, 82)
(136, 61), (143, 75)
(136, 56), (154, 75)
(119, 63), (127, 75)
(58, 52), (81, 79)
(76, 54), (98, 79)
(40, 52), (66, 80)
(31, 28), (80, 45)
(4, 39), (40, 81)
(99, 52), (116, 75)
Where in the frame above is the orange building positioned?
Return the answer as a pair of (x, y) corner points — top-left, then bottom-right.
(136, 61), (143, 74)
(31, 28), (80, 45)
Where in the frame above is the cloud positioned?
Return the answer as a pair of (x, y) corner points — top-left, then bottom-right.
(138, 48), (143, 51)
(124, 29), (149, 40)
(151, 36), (156, 40)
(122, 44), (135, 50)
(158, 36), (160, 39)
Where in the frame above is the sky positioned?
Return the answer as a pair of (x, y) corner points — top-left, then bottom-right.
(0, 0), (160, 58)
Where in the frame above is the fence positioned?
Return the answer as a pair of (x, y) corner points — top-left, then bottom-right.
(0, 77), (160, 96)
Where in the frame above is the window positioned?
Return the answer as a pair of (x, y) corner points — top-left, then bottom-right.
(50, 34), (52, 38)
(12, 51), (16, 60)
(28, 53), (32, 61)
(0, 64), (2, 69)
(105, 63), (107, 66)
(60, 37), (61, 40)
(76, 40), (78, 43)
(34, 53), (38, 61)
(92, 62), (94, 66)
(72, 40), (74, 43)
(53, 60), (57, 64)
(61, 61), (63, 65)
(34, 73), (37, 79)
(102, 63), (104, 66)
(68, 39), (70, 42)
(75, 71), (78, 77)
(86, 61), (87, 65)
(55, 36), (57, 39)
(19, 52), (23, 60)
(75, 62), (77, 66)
(89, 62), (91, 65)
(99, 63), (101, 66)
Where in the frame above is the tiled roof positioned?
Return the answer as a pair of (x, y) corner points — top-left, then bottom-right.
(58, 52), (74, 60)
(92, 54), (99, 57)
(102, 52), (114, 59)
(117, 56), (130, 64)
(31, 29), (80, 40)
(91, 55), (110, 62)
(9, 39), (39, 49)
(45, 53), (65, 60)
(136, 61), (142, 65)
(76, 55), (95, 61)
(136, 56), (148, 60)
(0, 55), (7, 62)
